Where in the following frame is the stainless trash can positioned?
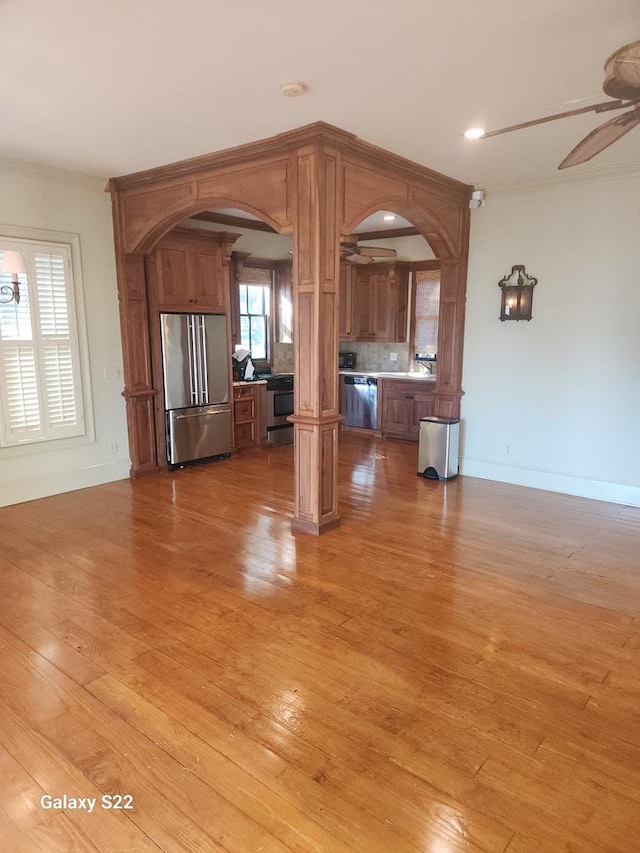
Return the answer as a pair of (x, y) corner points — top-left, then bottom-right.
(417, 417), (460, 481)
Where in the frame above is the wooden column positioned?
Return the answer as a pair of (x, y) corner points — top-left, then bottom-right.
(117, 253), (158, 473)
(290, 144), (342, 535)
(432, 254), (469, 420)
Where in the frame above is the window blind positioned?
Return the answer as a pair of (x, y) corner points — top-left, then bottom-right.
(414, 270), (440, 354)
(0, 242), (85, 446)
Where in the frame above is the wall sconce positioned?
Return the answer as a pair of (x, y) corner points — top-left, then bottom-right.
(0, 250), (26, 305)
(498, 264), (537, 321)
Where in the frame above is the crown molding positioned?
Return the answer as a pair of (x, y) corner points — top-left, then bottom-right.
(483, 157), (640, 197)
(108, 121), (473, 199)
(0, 155), (107, 192)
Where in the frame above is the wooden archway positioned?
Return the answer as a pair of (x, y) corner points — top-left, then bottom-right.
(108, 123), (472, 535)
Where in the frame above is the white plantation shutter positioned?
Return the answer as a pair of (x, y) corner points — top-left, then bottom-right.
(3, 346), (40, 432)
(0, 240), (85, 446)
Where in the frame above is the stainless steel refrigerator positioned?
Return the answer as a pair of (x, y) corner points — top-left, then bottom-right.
(160, 313), (232, 468)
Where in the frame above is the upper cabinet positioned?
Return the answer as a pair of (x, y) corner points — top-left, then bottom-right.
(338, 263), (356, 341)
(340, 262), (409, 343)
(150, 229), (239, 314)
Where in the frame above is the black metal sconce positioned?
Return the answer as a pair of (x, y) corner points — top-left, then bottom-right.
(0, 251), (26, 305)
(498, 264), (537, 321)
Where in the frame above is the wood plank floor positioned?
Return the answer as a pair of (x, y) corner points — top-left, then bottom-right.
(0, 431), (639, 852)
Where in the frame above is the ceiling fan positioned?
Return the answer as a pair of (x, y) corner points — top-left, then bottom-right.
(472, 40), (640, 169)
(340, 238), (397, 265)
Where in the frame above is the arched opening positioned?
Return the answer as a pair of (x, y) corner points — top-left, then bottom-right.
(110, 122), (471, 532)
(143, 205), (294, 466)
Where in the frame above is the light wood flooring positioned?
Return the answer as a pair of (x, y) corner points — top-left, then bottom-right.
(0, 432), (639, 852)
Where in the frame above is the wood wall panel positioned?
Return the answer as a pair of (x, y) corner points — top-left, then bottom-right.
(321, 292), (337, 414)
(127, 396), (158, 472)
(295, 426), (314, 518)
(296, 153), (315, 287)
(321, 426), (337, 516)
(342, 162), (409, 227)
(296, 291), (315, 415)
(196, 158), (291, 232)
(120, 182), (197, 254)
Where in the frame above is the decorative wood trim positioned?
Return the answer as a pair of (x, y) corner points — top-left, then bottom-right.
(108, 122), (471, 199)
(354, 226), (420, 241)
(191, 211), (278, 233)
(108, 122), (471, 532)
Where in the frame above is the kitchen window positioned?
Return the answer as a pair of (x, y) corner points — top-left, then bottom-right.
(0, 238), (85, 447)
(237, 263), (273, 365)
(411, 267), (440, 361)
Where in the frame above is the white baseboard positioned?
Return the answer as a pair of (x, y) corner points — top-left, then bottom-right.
(0, 460), (130, 508)
(459, 458), (640, 508)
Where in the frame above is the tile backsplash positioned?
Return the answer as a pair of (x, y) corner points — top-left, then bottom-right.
(339, 342), (411, 372)
(272, 342), (294, 373)
(275, 341), (414, 374)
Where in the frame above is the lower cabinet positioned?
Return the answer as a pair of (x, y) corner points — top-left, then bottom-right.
(379, 379), (435, 441)
(233, 382), (266, 449)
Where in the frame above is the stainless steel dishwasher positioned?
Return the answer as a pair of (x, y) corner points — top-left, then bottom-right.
(343, 375), (378, 429)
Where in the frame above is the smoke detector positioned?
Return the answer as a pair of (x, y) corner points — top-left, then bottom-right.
(281, 81), (306, 98)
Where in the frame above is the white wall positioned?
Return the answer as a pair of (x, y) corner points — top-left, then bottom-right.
(461, 171), (640, 506)
(0, 160), (129, 506)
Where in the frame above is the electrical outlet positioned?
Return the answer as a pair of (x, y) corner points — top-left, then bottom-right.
(389, 352), (398, 362)
(104, 367), (121, 379)
(109, 441), (118, 454)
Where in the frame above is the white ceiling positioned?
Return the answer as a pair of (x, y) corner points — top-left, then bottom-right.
(1, 1), (638, 188)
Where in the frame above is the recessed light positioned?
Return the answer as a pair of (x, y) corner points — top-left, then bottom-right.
(464, 127), (485, 139)
(281, 81), (306, 98)
(383, 214), (396, 221)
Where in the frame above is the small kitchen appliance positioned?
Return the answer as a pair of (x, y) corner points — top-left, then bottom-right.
(338, 351), (357, 370)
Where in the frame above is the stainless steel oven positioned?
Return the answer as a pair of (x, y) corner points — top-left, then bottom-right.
(266, 374), (294, 445)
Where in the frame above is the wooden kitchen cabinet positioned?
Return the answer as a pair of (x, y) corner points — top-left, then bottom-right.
(352, 263), (408, 343)
(233, 382), (266, 449)
(338, 263), (355, 341)
(152, 229), (237, 313)
(379, 379), (435, 441)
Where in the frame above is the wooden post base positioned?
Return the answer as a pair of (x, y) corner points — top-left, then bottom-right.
(290, 418), (340, 534)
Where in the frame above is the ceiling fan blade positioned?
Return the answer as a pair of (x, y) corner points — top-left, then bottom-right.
(559, 106), (640, 169)
(357, 246), (398, 258)
(482, 99), (629, 139)
(603, 40), (640, 100)
(346, 253), (372, 265)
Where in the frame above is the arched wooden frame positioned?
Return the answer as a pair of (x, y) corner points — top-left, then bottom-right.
(108, 123), (473, 535)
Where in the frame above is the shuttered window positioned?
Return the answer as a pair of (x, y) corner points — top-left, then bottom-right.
(237, 264), (272, 363)
(413, 269), (440, 357)
(0, 240), (85, 446)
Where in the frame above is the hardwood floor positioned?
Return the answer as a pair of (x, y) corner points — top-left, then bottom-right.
(0, 432), (639, 852)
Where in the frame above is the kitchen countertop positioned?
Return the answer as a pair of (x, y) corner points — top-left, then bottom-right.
(339, 370), (436, 382)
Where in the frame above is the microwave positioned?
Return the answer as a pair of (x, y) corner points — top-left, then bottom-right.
(338, 351), (356, 370)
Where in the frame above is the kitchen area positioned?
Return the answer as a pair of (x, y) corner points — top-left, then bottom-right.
(142, 207), (446, 472)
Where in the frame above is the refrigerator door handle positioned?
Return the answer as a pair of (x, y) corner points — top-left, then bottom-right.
(199, 315), (209, 404)
(193, 314), (205, 405)
(174, 408), (230, 420)
(187, 315), (197, 405)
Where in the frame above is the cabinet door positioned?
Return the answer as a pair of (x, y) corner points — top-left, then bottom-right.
(191, 248), (226, 311)
(154, 234), (229, 312)
(370, 271), (393, 341)
(381, 393), (413, 437)
(411, 394), (435, 440)
(155, 246), (191, 309)
(353, 273), (373, 339)
(353, 266), (406, 342)
(339, 264), (354, 341)
(381, 380), (435, 440)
